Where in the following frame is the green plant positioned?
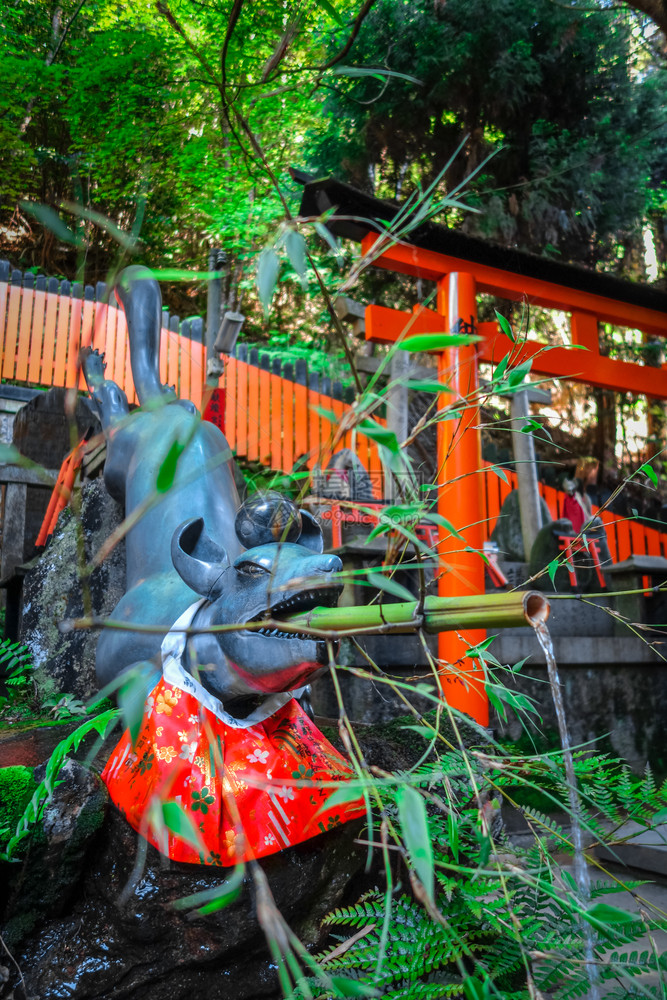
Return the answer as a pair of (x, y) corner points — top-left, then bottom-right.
(299, 747), (667, 1000)
(0, 708), (118, 862)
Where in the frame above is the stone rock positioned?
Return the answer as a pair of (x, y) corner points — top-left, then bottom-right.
(491, 489), (553, 562)
(1, 759), (108, 948)
(2, 710), (463, 1000)
(20, 479), (126, 700)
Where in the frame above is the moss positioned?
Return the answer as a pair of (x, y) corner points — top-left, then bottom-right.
(0, 765), (37, 836)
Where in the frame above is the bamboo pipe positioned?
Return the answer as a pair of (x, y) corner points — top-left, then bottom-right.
(282, 590), (549, 636)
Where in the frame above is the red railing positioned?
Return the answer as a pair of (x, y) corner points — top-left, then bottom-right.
(480, 466), (667, 561)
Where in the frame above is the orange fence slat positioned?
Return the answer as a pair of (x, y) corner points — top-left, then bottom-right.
(224, 357), (237, 451)
(3, 282), (21, 379)
(270, 372), (282, 471)
(112, 309), (126, 386)
(124, 318), (136, 404)
(40, 291), (59, 386)
(103, 303), (118, 384)
(52, 291), (71, 387)
(28, 285), (46, 384)
(180, 333), (192, 404)
(367, 442), (384, 500)
(65, 294), (83, 390)
(167, 329), (179, 396)
(291, 381), (307, 468)
(307, 388), (320, 470)
(645, 525), (661, 557)
(236, 358), (248, 459)
(281, 376), (294, 474)
(0, 274), (7, 350)
(259, 368), (271, 466)
(193, 343), (206, 411)
(158, 325), (168, 389)
(15, 287), (34, 383)
(247, 364), (259, 462)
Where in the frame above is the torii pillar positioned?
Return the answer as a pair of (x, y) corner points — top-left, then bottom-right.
(364, 264), (488, 725)
(436, 273), (487, 725)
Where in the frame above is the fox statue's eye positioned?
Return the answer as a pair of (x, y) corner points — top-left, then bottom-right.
(237, 561), (269, 578)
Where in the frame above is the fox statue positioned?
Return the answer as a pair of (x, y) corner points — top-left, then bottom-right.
(86, 265), (364, 866)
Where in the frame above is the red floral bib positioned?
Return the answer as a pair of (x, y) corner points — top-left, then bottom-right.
(102, 604), (365, 866)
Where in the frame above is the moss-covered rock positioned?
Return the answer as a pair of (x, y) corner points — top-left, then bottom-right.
(0, 765), (37, 839)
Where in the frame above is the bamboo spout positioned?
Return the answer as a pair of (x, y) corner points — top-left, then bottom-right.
(283, 590), (549, 636)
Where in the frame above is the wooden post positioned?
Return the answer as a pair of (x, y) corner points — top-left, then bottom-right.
(436, 272), (488, 725)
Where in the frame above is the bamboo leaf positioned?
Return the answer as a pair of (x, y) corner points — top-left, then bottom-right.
(358, 418), (399, 453)
(314, 222), (344, 265)
(494, 309), (516, 343)
(172, 864), (245, 914)
(20, 201), (81, 246)
(161, 800), (206, 855)
(639, 462), (659, 488)
(317, 0), (345, 25)
(257, 247), (281, 315)
(284, 229), (308, 290)
(118, 663), (155, 746)
(156, 438), (186, 493)
(399, 333), (481, 353)
(366, 570), (415, 602)
(396, 785), (434, 902)
(331, 66), (423, 86)
(329, 977), (380, 997)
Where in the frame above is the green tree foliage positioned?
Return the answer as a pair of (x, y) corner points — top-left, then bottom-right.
(307, 0), (667, 266)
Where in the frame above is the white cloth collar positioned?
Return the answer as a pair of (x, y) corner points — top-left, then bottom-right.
(160, 601), (303, 729)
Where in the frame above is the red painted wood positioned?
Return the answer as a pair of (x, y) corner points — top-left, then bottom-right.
(259, 368), (271, 466)
(40, 291), (59, 386)
(28, 286), (46, 385)
(3, 283), (21, 379)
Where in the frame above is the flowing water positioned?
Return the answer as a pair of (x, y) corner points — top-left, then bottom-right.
(533, 620), (600, 1000)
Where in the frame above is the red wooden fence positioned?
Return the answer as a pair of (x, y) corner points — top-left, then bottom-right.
(2, 263), (665, 548)
(480, 466), (667, 560)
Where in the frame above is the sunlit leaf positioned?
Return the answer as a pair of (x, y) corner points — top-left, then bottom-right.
(547, 558), (559, 589)
(317, 0), (345, 25)
(358, 418), (399, 453)
(494, 309), (516, 343)
(639, 462), (659, 488)
(396, 785), (434, 902)
(156, 438), (186, 493)
(399, 333), (481, 353)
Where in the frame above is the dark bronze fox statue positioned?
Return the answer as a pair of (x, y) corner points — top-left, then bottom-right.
(83, 266), (342, 710)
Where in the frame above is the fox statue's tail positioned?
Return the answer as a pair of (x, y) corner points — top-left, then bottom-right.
(114, 265), (173, 406)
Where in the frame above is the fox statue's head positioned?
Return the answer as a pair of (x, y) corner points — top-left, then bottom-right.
(171, 491), (343, 699)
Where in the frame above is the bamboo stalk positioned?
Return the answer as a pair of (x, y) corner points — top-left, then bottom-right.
(283, 590), (549, 636)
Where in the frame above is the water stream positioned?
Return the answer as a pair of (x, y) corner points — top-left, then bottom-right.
(532, 620), (600, 1000)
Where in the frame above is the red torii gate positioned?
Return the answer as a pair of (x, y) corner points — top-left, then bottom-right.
(298, 175), (667, 725)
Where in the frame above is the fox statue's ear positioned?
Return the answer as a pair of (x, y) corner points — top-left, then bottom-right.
(172, 518), (228, 599)
(298, 510), (324, 553)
